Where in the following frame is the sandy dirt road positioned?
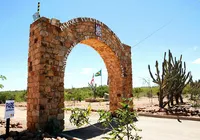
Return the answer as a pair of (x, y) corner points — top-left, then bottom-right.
(0, 102), (200, 140)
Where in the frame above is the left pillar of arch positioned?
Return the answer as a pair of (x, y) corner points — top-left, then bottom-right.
(27, 17), (65, 131)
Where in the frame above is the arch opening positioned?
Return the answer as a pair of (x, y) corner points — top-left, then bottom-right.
(64, 43), (109, 88)
(62, 39), (123, 109)
(64, 43), (109, 105)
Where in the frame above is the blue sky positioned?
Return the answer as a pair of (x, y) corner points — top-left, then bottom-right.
(0, 0), (200, 91)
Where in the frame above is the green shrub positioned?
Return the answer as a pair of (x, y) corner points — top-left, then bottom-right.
(182, 84), (190, 95)
(0, 90), (27, 103)
(68, 105), (91, 127)
(133, 88), (143, 93)
(64, 86), (109, 101)
(65, 97), (141, 140)
(96, 85), (109, 97)
(102, 98), (141, 140)
(132, 86), (159, 98)
(64, 88), (93, 101)
(14, 90), (27, 102)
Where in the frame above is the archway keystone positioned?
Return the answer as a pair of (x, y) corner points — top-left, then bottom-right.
(27, 17), (133, 131)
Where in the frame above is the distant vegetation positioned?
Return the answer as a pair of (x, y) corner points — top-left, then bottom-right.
(0, 90), (27, 103)
(64, 85), (109, 101)
(0, 84), (196, 104)
(132, 86), (159, 99)
(0, 86), (109, 103)
(189, 80), (200, 107)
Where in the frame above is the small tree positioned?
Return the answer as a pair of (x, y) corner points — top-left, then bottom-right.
(96, 85), (109, 97)
(67, 104), (91, 127)
(88, 82), (97, 99)
(98, 98), (141, 140)
(141, 77), (153, 106)
(65, 97), (141, 140)
(132, 88), (143, 100)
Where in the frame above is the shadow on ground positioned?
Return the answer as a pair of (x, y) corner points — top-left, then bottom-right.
(0, 118), (138, 140)
(60, 122), (116, 140)
(61, 117), (138, 140)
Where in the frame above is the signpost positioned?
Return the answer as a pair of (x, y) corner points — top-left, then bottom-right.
(4, 100), (14, 137)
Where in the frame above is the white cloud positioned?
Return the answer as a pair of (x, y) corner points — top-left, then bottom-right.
(80, 68), (93, 75)
(192, 58), (200, 64)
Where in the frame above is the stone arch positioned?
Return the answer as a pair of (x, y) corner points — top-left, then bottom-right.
(27, 17), (133, 131)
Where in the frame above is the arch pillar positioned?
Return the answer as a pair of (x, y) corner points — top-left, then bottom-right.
(28, 17), (64, 130)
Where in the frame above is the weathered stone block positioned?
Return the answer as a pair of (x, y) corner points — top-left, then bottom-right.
(57, 113), (64, 120)
(45, 86), (51, 93)
(32, 110), (39, 116)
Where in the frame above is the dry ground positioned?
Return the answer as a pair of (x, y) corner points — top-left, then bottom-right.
(0, 97), (200, 140)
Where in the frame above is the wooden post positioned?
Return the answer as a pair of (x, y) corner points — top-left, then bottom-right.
(6, 118), (10, 137)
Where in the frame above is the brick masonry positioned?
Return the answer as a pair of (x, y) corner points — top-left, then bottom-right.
(27, 17), (133, 131)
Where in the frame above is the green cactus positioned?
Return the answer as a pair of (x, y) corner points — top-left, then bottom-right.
(148, 50), (192, 108)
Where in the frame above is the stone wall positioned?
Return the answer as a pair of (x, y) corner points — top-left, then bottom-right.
(27, 17), (133, 131)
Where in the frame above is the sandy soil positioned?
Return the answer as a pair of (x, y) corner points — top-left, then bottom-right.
(0, 97), (199, 140)
(0, 97), (156, 134)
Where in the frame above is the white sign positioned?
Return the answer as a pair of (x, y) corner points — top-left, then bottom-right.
(4, 100), (14, 119)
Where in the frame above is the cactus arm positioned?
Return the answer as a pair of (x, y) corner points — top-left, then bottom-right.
(148, 65), (159, 84)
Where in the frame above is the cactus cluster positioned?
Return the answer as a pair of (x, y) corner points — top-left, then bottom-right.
(148, 50), (192, 108)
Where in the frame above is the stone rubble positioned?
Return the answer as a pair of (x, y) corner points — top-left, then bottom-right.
(0, 119), (23, 129)
(1, 130), (69, 140)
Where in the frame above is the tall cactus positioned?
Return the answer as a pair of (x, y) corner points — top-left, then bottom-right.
(148, 50), (192, 108)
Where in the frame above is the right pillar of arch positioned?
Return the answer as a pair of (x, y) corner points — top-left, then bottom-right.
(110, 43), (133, 112)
